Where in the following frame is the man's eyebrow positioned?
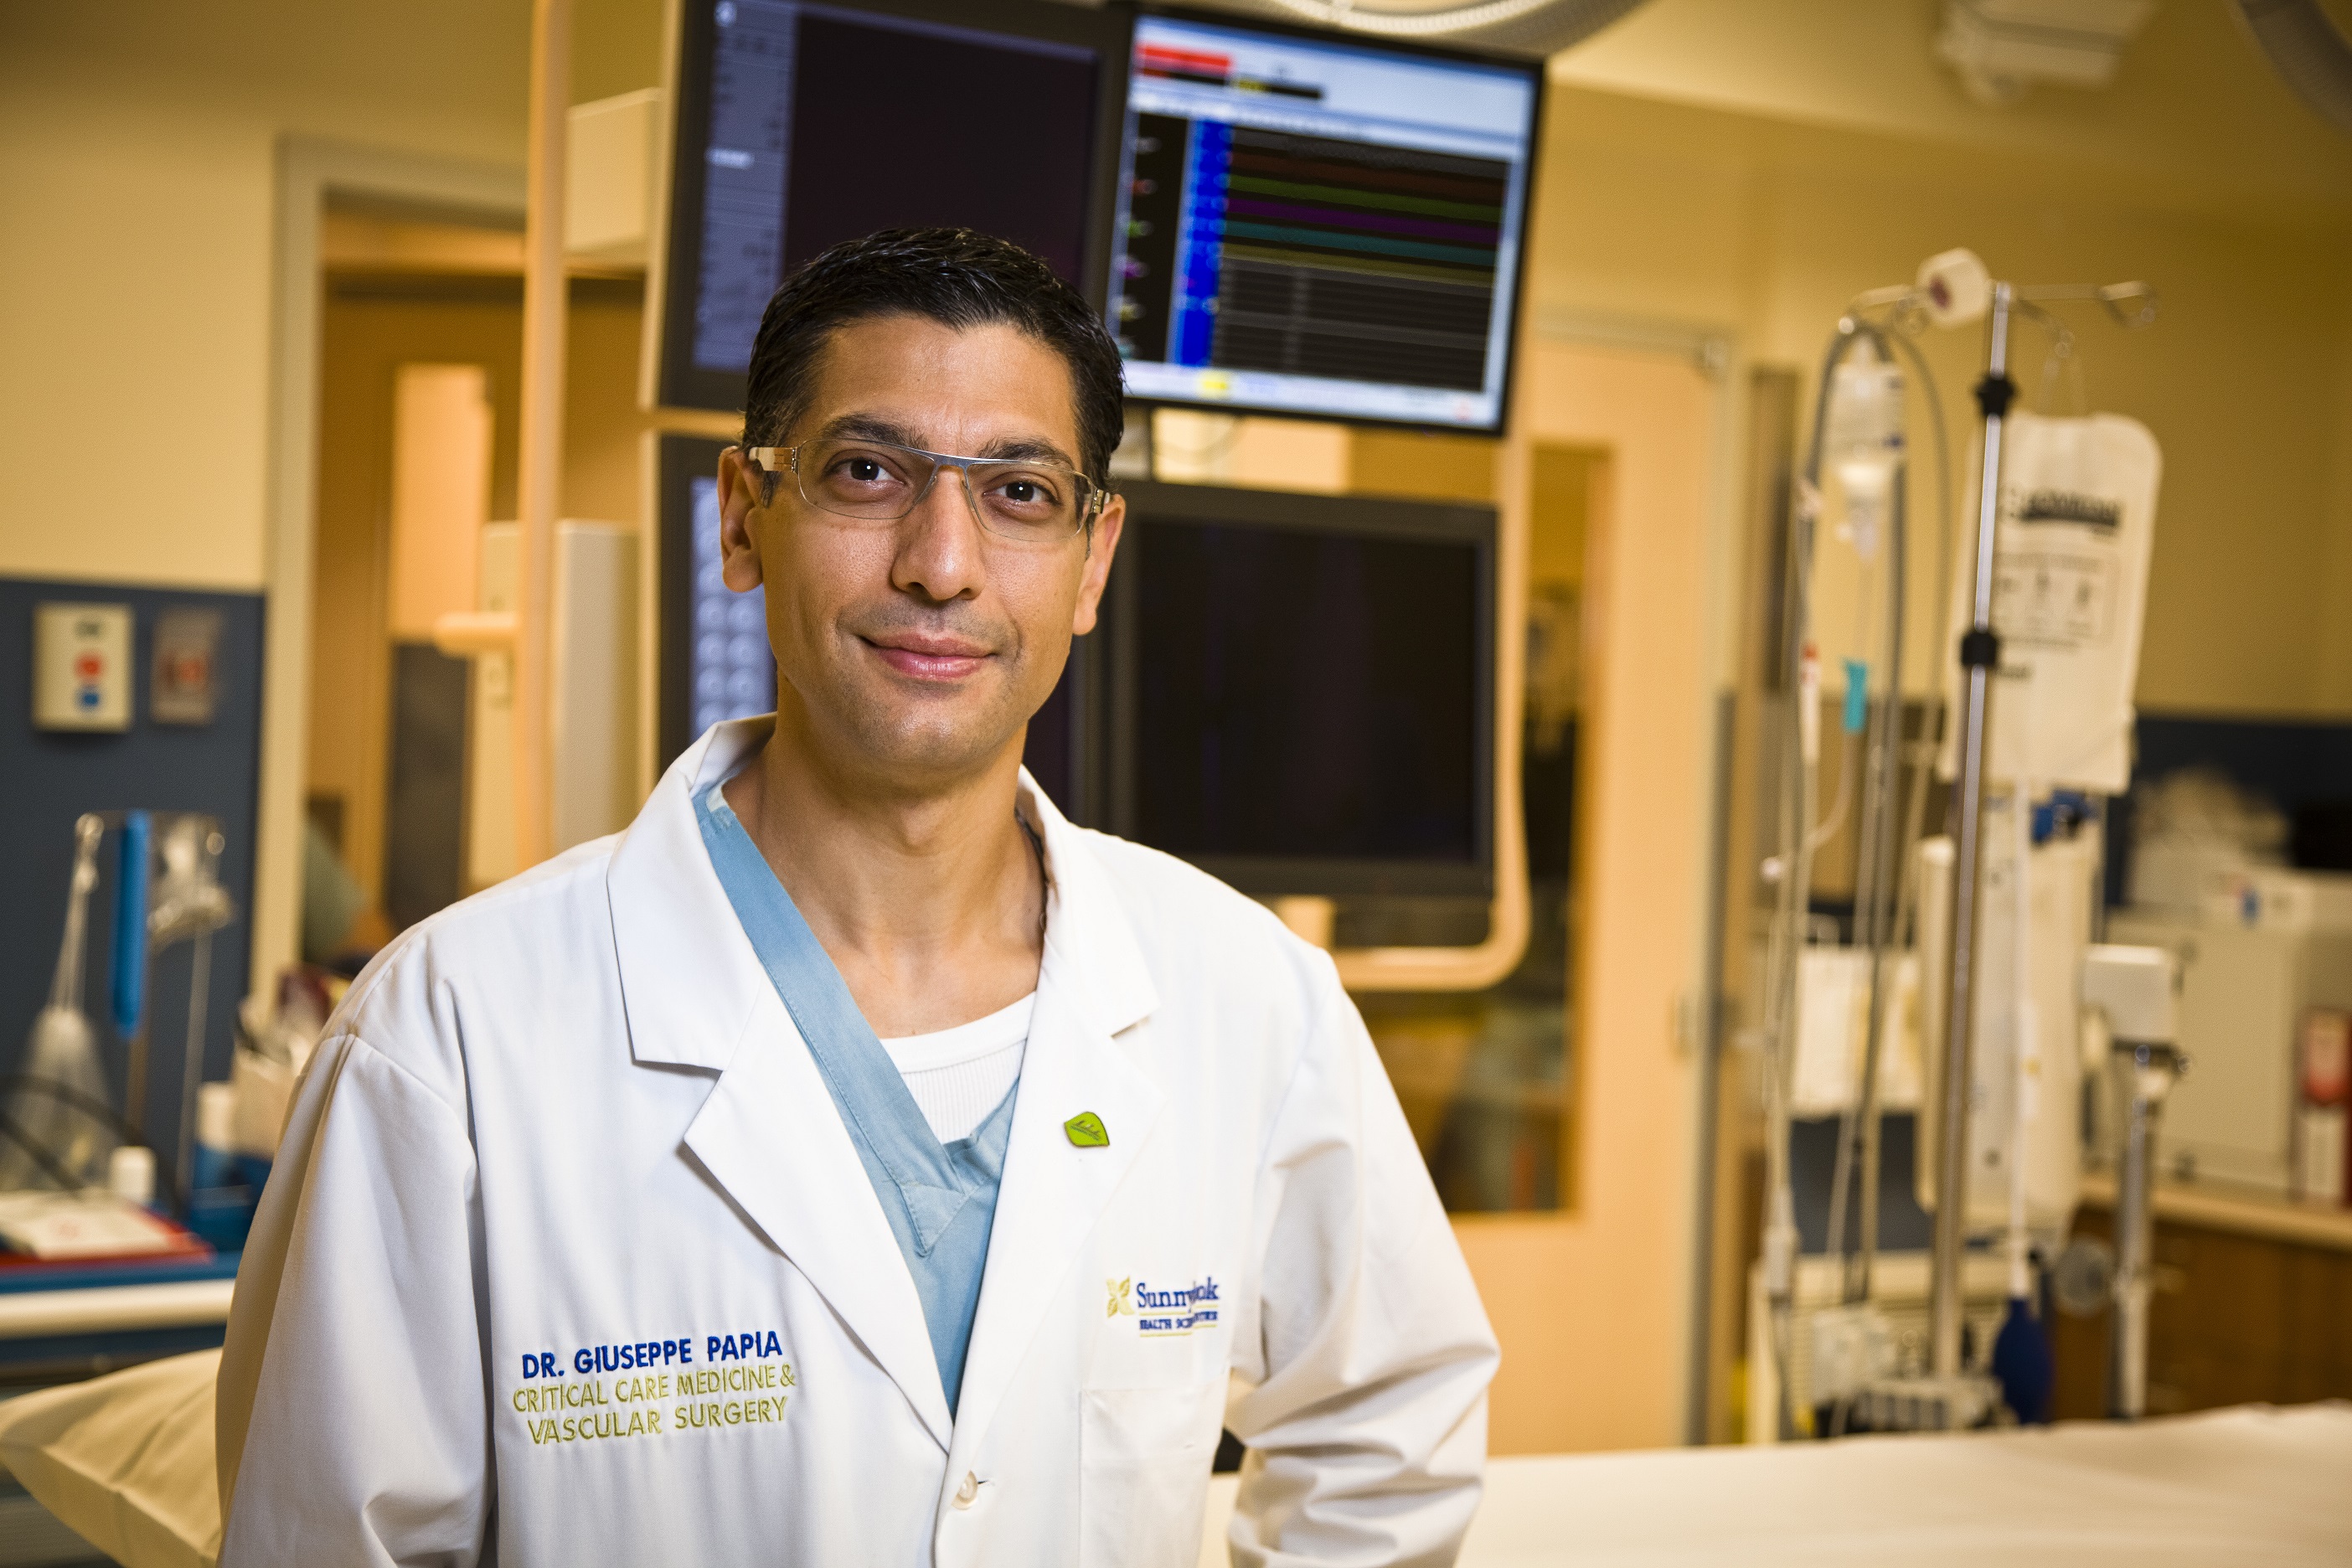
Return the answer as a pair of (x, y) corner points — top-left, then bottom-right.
(814, 413), (926, 448)
(812, 414), (1077, 469)
(972, 436), (1078, 467)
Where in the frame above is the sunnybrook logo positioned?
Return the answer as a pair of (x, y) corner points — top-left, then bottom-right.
(1107, 1277), (1220, 1336)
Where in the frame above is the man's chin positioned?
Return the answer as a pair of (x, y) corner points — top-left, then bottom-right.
(828, 695), (1025, 785)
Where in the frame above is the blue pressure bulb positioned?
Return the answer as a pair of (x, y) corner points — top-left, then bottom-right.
(1990, 1295), (2054, 1425)
(111, 811), (151, 1039)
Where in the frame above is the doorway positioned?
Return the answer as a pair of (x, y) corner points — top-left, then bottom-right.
(1434, 338), (1722, 1455)
(294, 200), (652, 976)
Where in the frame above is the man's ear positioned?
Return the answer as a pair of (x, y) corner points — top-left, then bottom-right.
(1070, 493), (1124, 637)
(716, 446), (767, 591)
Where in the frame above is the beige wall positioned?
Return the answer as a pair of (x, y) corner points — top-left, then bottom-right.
(0, 0), (662, 590)
(1531, 15), (2352, 717)
(0, 11), (526, 589)
(1452, 343), (1718, 1454)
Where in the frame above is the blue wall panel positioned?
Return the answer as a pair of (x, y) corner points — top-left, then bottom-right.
(0, 578), (264, 1188)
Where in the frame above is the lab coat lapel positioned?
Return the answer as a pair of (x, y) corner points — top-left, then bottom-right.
(607, 720), (952, 1447)
(952, 780), (1163, 1452)
(682, 989), (953, 1447)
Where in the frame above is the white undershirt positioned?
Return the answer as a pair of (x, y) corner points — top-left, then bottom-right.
(878, 993), (1033, 1144)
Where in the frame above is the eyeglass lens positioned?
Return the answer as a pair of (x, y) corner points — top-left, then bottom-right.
(797, 439), (1089, 542)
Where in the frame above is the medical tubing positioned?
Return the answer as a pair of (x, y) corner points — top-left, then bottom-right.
(1850, 324), (1957, 1310)
(1879, 328), (1957, 965)
(0, 1109), (87, 1195)
(1813, 297), (1962, 1313)
(1761, 318), (1873, 1437)
(1825, 322), (1900, 1297)
(1780, 318), (1911, 1309)
(0, 1077), (181, 1213)
(1804, 715), (1861, 854)
(1830, 440), (1909, 1308)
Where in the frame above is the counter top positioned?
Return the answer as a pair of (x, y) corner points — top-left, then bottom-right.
(0, 1253), (238, 1339)
(2080, 1172), (2352, 1252)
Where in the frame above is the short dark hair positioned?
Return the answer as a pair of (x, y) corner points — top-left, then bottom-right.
(741, 228), (1126, 480)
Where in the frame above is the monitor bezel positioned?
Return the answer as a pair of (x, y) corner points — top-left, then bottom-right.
(1096, 477), (1498, 899)
(648, 0), (1136, 415)
(1108, 6), (1548, 440)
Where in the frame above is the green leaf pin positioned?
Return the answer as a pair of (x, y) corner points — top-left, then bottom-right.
(1064, 1111), (1110, 1148)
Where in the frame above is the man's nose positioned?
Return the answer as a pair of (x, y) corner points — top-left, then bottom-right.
(892, 464), (988, 602)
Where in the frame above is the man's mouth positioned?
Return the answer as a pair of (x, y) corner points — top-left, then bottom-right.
(861, 630), (993, 682)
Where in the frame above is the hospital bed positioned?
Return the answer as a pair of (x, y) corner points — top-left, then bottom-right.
(0, 1256), (235, 1568)
(0, 1350), (2343, 1567)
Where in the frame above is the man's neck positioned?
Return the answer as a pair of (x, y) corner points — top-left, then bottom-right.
(720, 710), (1044, 1039)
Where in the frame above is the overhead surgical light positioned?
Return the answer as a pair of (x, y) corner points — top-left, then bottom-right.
(1194, 0), (1649, 54)
(1934, 0), (2158, 105)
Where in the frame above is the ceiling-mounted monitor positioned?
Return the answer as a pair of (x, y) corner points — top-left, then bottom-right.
(651, 0), (1132, 413)
(1107, 12), (1543, 434)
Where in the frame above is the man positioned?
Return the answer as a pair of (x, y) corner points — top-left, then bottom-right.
(219, 228), (1497, 1565)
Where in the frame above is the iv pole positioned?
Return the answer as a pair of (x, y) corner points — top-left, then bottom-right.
(1926, 274), (2156, 1384)
(1927, 281), (2013, 1380)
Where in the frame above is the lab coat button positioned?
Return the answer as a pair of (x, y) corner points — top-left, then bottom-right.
(952, 1472), (981, 1509)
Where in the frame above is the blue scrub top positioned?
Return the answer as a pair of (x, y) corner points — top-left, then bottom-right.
(695, 782), (1018, 1416)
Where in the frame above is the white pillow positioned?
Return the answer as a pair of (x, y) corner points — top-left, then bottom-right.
(0, 1347), (220, 1568)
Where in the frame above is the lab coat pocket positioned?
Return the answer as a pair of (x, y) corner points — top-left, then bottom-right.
(1080, 1380), (1226, 1568)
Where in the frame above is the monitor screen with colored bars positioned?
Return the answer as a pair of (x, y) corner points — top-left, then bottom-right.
(1106, 13), (1542, 435)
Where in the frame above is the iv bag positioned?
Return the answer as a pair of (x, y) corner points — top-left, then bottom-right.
(1940, 412), (2161, 793)
(1826, 344), (1905, 461)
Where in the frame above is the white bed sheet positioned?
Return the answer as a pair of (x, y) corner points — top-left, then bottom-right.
(0, 1351), (2342, 1568)
(1205, 1403), (2352, 1566)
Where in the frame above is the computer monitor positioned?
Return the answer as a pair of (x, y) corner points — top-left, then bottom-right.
(651, 0), (1132, 412)
(1090, 480), (1496, 897)
(656, 436), (773, 765)
(655, 432), (1094, 799)
(1106, 13), (1543, 435)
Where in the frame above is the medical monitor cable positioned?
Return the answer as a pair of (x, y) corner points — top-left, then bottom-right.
(1832, 317), (1957, 1317)
(1761, 315), (1884, 1437)
(0, 1078), (183, 1215)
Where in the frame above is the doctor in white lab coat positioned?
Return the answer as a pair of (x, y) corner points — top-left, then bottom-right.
(216, 229), (1497, 1566)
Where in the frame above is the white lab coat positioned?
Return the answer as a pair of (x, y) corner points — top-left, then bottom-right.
(216, 718), (1497, 1566)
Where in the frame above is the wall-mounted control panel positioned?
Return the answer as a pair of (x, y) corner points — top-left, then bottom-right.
(151, 606), (222, 725)
(33, 601), (133, 731)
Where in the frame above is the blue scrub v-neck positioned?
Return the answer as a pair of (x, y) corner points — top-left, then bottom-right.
(695, 781), (1017, 1416)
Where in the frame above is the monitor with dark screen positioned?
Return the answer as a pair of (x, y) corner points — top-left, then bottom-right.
(652, 0), (1129, 412)
(1091, 480), (1495, 897)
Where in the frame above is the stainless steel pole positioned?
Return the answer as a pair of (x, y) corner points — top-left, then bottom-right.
(1930, 281), (2015, 1379)
(2107, 1041), (2179, 1421)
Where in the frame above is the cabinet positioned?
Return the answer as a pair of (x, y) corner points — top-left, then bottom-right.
(2053, 1184), (2352, 1418)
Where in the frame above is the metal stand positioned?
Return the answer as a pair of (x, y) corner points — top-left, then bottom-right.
(1929, 282), (2015, 1379)
(2107, 1039), (2181, 1421)
(1924, 276), (2156, 1382)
